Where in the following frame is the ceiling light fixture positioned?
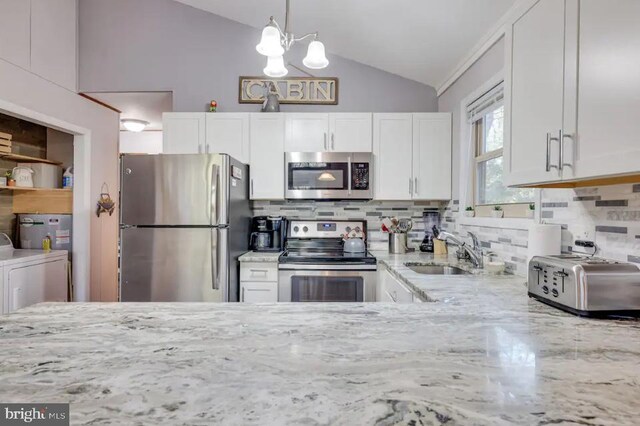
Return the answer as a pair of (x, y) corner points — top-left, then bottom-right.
(256, 0), (329, 78)
(121, 119), (149, 132)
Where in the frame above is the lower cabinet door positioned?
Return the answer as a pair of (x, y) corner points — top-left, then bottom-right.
(381, 269), (414, 303)
(240, 281), (278, 303)
(6, 258), (67, 313)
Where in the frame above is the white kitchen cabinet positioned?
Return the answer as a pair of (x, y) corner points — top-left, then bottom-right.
(504, 0), (566, 186)
(206, 113), (250, 164)
(505, 0), (640, 186)
(413, 113), (452, 200)
(240, 261), (279, 303)
(377, 268), (415, 303)
(285, 113), (372, 153)
(328, 113), (372, 152)
(163, 113), (206, 154)
(572, 0), (640, 179)
(31, 0), (77, 92)
(285, 113), (329, 152)
(374, 113), (452, 200)
(374, 114), (414, 200)
(240, 282), (278, 303)
(0, 0), (31, 69)
(249, 114), (285, 200)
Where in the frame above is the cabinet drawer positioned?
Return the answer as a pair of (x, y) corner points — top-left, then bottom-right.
(240, 262), (278, 282)
(240, 281), (278, 303)
(381, 269), (414, 303)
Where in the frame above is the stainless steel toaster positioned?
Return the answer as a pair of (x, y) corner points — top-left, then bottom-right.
(528, 255), (640, 317)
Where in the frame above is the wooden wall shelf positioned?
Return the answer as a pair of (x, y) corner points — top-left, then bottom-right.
(0, 186), (70, 192)
(12, 189), (73, 214)
(0, 153), (62, 165)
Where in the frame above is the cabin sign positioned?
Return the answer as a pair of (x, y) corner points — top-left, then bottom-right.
(239, 76), (338, 105)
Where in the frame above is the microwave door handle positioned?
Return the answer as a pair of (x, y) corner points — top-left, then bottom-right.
(348, 156), (352, 195)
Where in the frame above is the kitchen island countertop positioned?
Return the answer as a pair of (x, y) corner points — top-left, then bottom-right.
(238, 251), (282, 262)
(1, 252), (639, 425)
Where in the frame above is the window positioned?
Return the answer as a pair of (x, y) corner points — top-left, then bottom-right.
(468, 83), (534, 207)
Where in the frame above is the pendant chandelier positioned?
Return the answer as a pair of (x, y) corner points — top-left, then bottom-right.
(256, 0), (329, 77)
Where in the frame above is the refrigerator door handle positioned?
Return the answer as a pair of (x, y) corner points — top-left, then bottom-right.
(211, 228), (219, 290)
(210, 164), (220, 226)
(215, 228), (229, 300)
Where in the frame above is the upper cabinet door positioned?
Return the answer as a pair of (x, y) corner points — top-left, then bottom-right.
(328, 113), (372, 152)
(412, 113), (452, 200)
(206, 113), (250, 164)
(373, 114), (413, 200)
(285, 113), (330, 152)
(163, 113), (206, 154)
(572, 0), (640, 179)
(31, 0), (77, 92)
(249, 114), (285, 200)
(0, 0), (31, 69)
(504, 0), (565, 186)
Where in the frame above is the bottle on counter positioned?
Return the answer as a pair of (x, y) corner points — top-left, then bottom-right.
(63, 166), (73, 189)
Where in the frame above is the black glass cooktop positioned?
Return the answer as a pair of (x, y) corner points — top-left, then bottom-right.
(279, 249), (377, 265)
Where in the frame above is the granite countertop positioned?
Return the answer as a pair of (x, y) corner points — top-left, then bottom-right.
(1, 254), (639, 425)
(238, 251), (282, 262)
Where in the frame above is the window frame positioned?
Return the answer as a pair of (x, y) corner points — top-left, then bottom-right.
(471, 103), (533, 215)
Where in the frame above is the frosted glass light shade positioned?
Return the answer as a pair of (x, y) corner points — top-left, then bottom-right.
(121, 119), (149, 132)
(256, 25), (284, 57)
(303, 40), (329, 69)
(263, 55), (288, 78)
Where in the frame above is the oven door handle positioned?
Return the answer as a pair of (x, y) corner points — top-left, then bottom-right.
(278, 263), (377, 271)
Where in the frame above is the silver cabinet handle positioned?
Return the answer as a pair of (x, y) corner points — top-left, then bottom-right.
(250, 269), (269, 275)
(331, 133), (335, 150)
(557, 129), (563, 171)
(546, 132), (559, 171)
(561, 133), (573, 169)
(414, 177), (418, 196)
(241, 286), (245, 302)
(251, 179), (254, 197)
(324, 133), (328, 151)
(198, 144), (202, 154)
(409, 178), (413, 195)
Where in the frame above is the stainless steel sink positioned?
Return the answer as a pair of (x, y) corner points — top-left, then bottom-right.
(405, 264), (470, 275)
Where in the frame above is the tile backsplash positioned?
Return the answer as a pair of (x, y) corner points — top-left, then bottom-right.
(442, 183), (640, 277)
(252, 200), (446, 251)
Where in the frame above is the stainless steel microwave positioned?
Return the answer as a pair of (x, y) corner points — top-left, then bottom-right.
(285, 152), (373, 200)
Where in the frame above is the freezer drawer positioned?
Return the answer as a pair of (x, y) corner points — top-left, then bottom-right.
(120, 227), (231, 302)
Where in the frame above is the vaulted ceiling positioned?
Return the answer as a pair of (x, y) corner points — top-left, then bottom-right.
(174, 0), (515, 88)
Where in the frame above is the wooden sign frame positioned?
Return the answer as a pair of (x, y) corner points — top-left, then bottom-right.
(238, 76), (339, 105)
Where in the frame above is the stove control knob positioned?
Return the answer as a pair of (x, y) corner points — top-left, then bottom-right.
(303, 226), (309, 233)
(293, 226), (300, 233)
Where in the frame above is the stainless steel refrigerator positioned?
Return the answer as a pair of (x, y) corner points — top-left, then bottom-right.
(119, 154), (250, 302)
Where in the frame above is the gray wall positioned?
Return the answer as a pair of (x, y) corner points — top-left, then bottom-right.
(437, 37), (505, 199)
(78, 0), (437, 113)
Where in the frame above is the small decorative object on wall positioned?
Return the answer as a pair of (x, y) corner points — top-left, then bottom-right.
(239, 76), (338, 105)
(261, 82), (281, 112)
(209, 100), (217, 112)
(96, 182), (115, 217)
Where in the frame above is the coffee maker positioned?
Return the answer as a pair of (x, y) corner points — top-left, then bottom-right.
(249, 216), (286, 252)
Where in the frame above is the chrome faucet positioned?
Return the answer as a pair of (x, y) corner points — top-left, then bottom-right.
(437, 231), (484, 268)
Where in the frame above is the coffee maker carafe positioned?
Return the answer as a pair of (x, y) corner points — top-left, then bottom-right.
(249, 216), (286, 252)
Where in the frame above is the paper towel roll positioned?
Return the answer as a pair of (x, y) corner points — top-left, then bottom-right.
(527, 223), (561, 262)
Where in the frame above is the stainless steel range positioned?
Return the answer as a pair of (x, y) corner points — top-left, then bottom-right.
(278, 220), (377, 302)
(528, 255), (640, 317)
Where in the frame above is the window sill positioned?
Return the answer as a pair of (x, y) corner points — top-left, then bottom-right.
(457, 215), (534, 230)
